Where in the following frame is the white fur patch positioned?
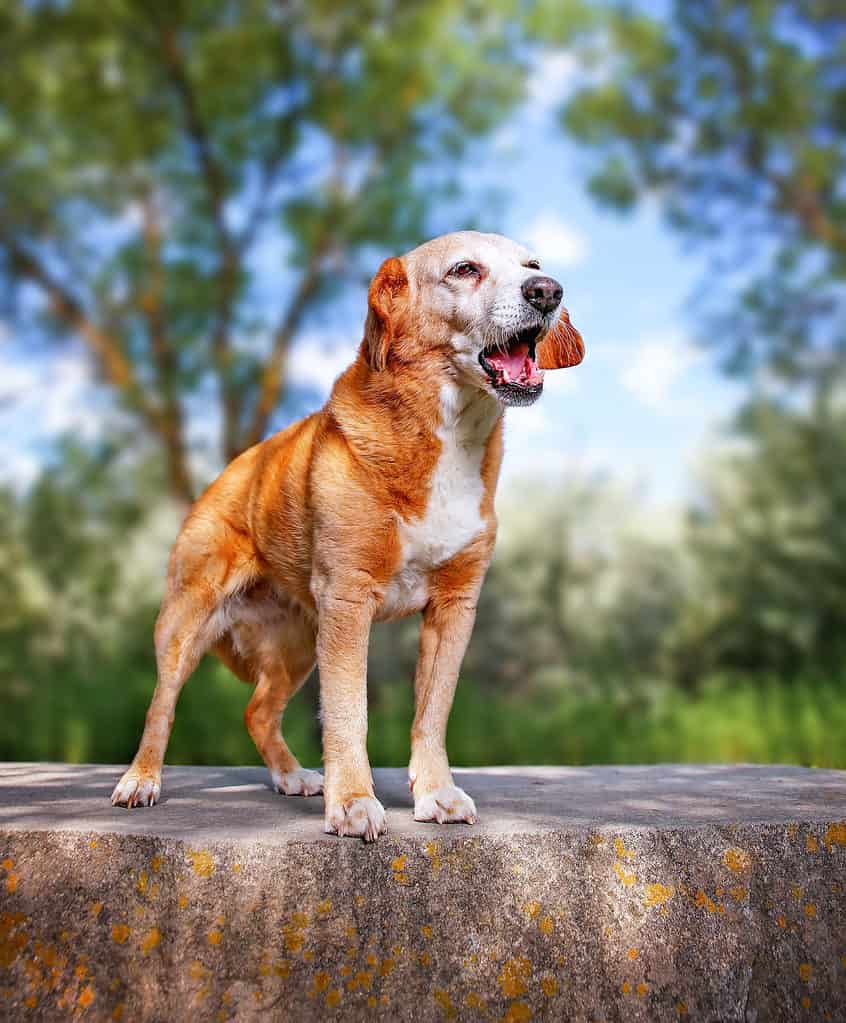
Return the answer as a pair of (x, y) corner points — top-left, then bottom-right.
(377, 383), (499, 620)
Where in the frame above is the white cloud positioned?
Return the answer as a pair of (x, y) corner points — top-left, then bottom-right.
(619, 331), (702, 412)
(289, 333), (357, 394)
(0, 350), (103, 488)
(524, 216), (589, 270)
(527, 51), (580, 111)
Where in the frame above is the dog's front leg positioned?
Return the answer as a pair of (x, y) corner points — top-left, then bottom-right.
(316, 583), (386, 841)
(409, 549), (490, 825)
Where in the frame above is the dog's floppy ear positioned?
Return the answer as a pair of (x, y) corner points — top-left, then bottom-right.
(536, 308), (585, 370)
(364, 256), (409, 371)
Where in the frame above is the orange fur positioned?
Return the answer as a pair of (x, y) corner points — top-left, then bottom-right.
(537, 308), (585, 369)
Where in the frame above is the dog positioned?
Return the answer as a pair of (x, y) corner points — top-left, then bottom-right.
(112, 231), (584, 840)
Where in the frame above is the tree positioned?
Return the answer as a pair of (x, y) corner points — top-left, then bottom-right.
(561, 1), (846, 399)
(0, 0), (542, 502)
(673, 398), (846, 681)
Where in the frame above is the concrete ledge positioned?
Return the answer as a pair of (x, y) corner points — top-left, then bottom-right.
(1, 764), (845, 1021)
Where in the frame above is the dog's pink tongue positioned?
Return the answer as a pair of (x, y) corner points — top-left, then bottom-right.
(488, 342), (529, 380)
(487, 342), (543, 385)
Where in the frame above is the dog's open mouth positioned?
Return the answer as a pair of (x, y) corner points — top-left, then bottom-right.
(478, 327), (545, 395)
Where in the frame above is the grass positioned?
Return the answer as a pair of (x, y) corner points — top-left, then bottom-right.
(5, 658), (844, 770)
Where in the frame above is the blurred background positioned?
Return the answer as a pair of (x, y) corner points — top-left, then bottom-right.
(1, 0), (844, 769)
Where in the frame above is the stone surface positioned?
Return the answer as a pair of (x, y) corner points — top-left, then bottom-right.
(1, 763), (845, 1021)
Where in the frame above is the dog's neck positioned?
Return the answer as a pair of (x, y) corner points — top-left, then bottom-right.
(436, 377), (502, 447)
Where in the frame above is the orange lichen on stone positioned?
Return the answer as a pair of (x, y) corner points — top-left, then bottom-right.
(498, 957), (532, 998)
(178, 895), (189, 909)
(621, 981), (631, 994)
(792, 885), (803, 899)
(89, 902), (103, 919)
(433, 988), (456, 1018)
(589, 833), (605, 846)
(501, 1002), (532, 1023)
(207, 929), (223, 947)
(379, 958), (396, 977)
(694, 890), (720, 914)
(730, 886), (748, 902)
(5, 874), (18, 895)
(419, 952), (431, 967)
(111, 924), (130, 945)
(777, 916), (787, 929)
(391, 855), (410, 886)
(723, 848), (750, 873)
(539, 916), (554, 936)
(141, 928), (161, 955)
(614, 837), (636, 861)
(805, 903), (817, 919)
(627, 949), (639, 960)
(186, 849), (215, 878)
(421, 925), (433, 940)
(540, 975), (559, 997)
(1, 859), (12, 871)
(325, 989), (342, 1008)
(282, 925), (304, 953)
(677, 1000), (688, 1015)
(78, 985), (95, 1008)
(644, 883), (675, 907)
(316, 899), (332, 915)
(136, 871), (148, 895)
(150, 855), (162, 873)
(466, 992), (486, 1010)
(823, 823), (846, 852)
(806, 835), (819, 854)
(787, 824), (799, 839)
(799, 963), (813, 982)
(425, 841), (443, 875)
(347, 971), (373, 992)
(524, 901), (541, 919)
(614, 862), (637, 887)
(112, 1003), (124, 1021)
(637, 982), (648, 996)
(313, 971), (331, 993)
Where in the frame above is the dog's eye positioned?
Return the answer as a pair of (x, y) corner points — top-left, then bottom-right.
(448, 261), (480, 278)
(524, 259), (541, 270)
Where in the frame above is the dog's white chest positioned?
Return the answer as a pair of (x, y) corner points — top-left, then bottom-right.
(378, 386), (499, 619)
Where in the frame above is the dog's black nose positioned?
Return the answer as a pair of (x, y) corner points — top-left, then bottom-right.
(521, 275), (563, 315)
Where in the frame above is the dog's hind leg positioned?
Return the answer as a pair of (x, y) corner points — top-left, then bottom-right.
(111, 584), (225, 808)
(217, 599), (322, 796)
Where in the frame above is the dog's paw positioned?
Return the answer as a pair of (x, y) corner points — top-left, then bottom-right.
(111, 766), (161, 809)
(324, 796), (387, 842)
(271, 767), (324, 797)
(414, 784), (477, 825)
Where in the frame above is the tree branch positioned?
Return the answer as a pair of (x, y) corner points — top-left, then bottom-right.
(3, 233), (138, 395)
(242, 244), (328, 451)
(140, 193), (194, 504)
(156, 22), (243, 461)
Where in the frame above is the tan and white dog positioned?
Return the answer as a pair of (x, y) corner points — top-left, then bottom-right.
(112, 231), (584, 841)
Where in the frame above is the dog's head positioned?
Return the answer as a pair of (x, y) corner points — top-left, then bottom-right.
(363, 231), (584, 406)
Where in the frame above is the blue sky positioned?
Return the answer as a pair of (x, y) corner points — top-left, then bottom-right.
(0, 44), (743, 508)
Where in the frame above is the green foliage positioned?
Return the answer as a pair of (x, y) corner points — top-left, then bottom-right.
(562, 0), (846, 393)
(5, 425), (845, 770)
(675, 397), (846, 681)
